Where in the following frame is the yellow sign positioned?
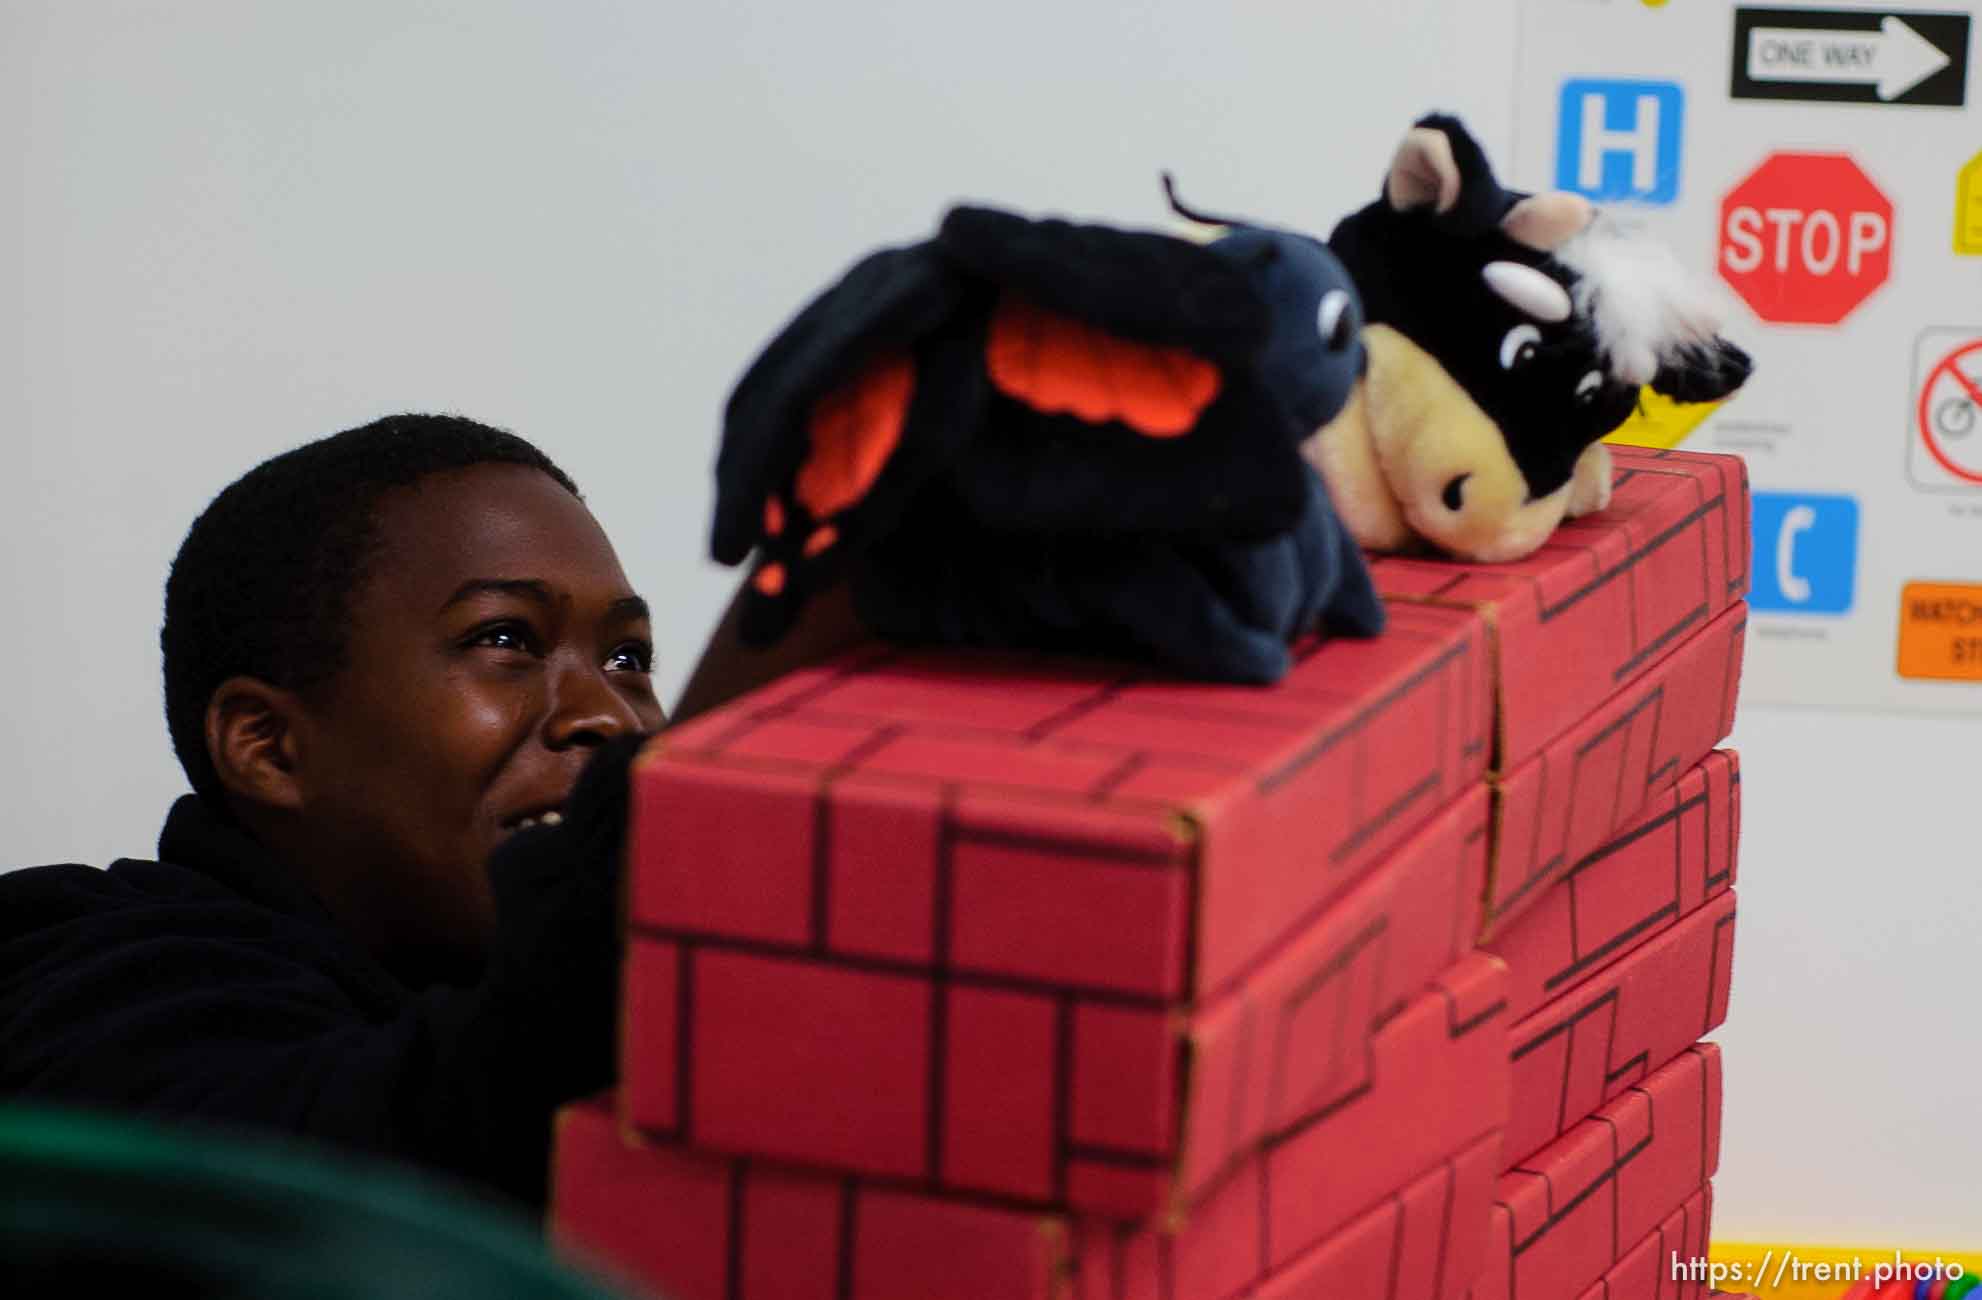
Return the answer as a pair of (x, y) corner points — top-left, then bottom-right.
(1958, 150), (1982, 256)
(1604, 387), (1724, 450)
(1712, 1242), (1982, 1298)
(1897, 581), (1982, 681)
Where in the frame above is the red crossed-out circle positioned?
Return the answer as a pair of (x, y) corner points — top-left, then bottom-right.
(1719, 153), (1893, 326)
(1918, 338), (1982, 485)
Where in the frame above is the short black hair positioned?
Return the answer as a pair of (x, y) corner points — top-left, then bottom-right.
(162, 413), (581, 808)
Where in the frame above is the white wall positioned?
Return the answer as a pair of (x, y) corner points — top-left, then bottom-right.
(3, 0), (1974, 1248)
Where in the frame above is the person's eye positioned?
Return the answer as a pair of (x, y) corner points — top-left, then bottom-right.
(605, 640), (654, 674)
(464, 621), (541, 655)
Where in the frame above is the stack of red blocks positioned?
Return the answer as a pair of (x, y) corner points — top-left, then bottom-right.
(551, 446), (1750, 1300)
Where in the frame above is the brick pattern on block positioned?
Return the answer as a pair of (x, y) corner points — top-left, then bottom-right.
(1486, 751), (1739, 1023)
(1372, 445), (1750, 768)
(631, 600), (1492, 1007)
(1067, 954), (1509, 1289)
(1068, 1130), (1501, 1300)
(1571, 1184), (1712, 1300)
(555, 1094), (1506, 1300)
(1485, 604), (1745, 936)
(621, 784), (1493, 1220)
(618, 899), (1498, 1220)
(1467, 1044), (1722, 1300)
(1504, 895), (1735, 1167)
(552, 1097), (1064, 1300)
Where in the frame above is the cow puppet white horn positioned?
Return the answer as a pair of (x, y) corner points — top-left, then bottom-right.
(1384, 128), (1461, 214)
(1482, 261), (1574, 323)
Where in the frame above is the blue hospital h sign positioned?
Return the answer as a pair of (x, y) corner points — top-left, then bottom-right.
(1555, 79), (1684, 205)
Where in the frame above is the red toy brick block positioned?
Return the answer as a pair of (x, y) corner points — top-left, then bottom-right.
(1504, 894), (1735, 1165)
(1260, 953), (1508, 1272)
(823, 772), (942, 964)
(1467, 1045), (1722, 1300)
(631, 600), (1490, 1005)
(1486, 604), (1744, 936)
(1066, 1129), (1501, 1300)
(1078, 959), (1506, 1284)
(1570, 1184), (1713, 1300)
(945, 985), (1061, 1201)
(689, 949), (933, 1178)
(1149, 786), (1489, 1209)
(1487, 751), (1739, 1023)
(554, 1097), (1065, 1300)
(1371, 447), (1749, 770)
(556, 1096), (1495, 1300)
(552, 1099), (733, 1300)
(1069, 1003), (1174, 1157)
(623, 786), (1491, 1221)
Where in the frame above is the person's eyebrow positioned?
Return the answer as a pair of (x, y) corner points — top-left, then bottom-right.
(607, 595), (651, 623)
(438, 578), (555, 613)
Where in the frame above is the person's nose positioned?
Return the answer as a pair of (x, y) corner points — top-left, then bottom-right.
(542, 656), (644, 750)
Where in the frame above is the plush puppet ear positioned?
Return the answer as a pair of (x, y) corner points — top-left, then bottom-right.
(936, 205), (1269, 365)
(714, 241), (970, 568)
(1501, 192), (1594, 252)
(1649, 337), (1755, 405)
(1385, 126), (1461, 214)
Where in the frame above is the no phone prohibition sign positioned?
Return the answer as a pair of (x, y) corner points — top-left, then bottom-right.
(1917, 336), (1982, 484)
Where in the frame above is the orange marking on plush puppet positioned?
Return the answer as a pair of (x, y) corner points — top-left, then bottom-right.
(752, 563), (786, 596)
(802, 526), (838, 558)
(984, 295), (1220, 437)
(795, 353), (914, 519)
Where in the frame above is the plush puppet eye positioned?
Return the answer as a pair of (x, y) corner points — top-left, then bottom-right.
(1500, 324), (1543, 370)
(1316, 289), (1356, 352)
(1574, 369), (1604, 405)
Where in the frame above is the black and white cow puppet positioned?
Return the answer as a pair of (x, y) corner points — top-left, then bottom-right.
(1306, 114), (1753, 563)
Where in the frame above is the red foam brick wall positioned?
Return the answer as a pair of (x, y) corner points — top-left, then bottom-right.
(554, 1100), (1500, 1300)
(1504, 894), (1735, 1166)
(632, 599), (1491, 1007)
(622, 911), (1504, 1222)
(1486, 750), (1739, 1023)
(1174, 787), (1489, 1205)
(552, 1097), (1062, 1300)
(1372, 446), (1749, 769)
(558, 954), (1508, 1300)
(1068, 1130), (1501, 1300)
(1485, 602), (1744, 936)
(1467, 1044), (1722, 1300)
(1571, 1184), (1712, 1300)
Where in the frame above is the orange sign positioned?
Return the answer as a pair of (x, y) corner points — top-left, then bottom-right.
(1897, 581), (1982, 680)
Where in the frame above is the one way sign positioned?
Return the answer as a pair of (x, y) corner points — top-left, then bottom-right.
(1731, 7), (1970, 107)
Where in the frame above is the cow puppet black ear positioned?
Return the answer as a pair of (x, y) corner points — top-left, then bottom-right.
(1389, 113), (1518, 236)
(1649, 338), (1755, 404)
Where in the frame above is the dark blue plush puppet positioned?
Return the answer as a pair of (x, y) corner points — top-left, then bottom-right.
(711, 198), (1383, 683)
(1307, 114), (1753, 562)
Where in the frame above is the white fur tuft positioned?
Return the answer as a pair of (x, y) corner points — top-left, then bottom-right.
(1553, 214), (1735, 386)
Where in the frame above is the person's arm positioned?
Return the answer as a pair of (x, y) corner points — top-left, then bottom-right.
(670, 577), (871, 724)
(0, 740), (646, 1214)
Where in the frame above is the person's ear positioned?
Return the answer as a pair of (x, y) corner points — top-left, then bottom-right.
(204, 677), (308, 814)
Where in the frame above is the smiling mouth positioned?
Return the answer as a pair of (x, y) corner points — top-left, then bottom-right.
(501, 808), (566, 834)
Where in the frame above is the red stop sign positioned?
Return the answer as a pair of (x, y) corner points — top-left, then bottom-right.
(1718, 153), (1893, 326)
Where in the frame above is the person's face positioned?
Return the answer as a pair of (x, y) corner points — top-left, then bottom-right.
(291, 463), (665, 977)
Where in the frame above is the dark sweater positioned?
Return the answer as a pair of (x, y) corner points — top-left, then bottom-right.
(0, 744), (637, 1213)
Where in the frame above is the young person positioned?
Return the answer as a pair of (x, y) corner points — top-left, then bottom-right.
(0, 413), (862, 1213)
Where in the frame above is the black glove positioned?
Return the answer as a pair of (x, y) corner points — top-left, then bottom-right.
(480, 733), (649, 1096)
